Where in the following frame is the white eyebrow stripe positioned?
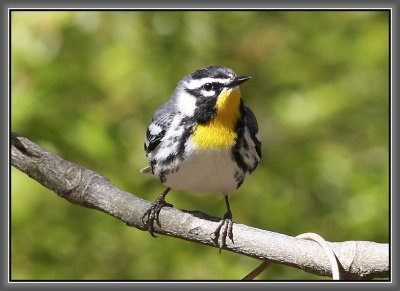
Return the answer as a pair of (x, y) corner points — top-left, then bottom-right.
(186, 78), (231, 89)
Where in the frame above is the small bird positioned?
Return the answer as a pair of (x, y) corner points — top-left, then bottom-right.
(140, 66), (261, 250)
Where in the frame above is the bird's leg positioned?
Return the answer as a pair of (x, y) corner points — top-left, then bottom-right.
(214, 196), (234, 253)
(141, 187), (173, 237)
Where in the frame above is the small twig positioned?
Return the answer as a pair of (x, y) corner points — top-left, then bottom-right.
(296, 232), (340, 280)
(243, 232), (341, 280)
(242, 260), (272, 280)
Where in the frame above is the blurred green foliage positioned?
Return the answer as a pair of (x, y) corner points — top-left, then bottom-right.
(11, 10), (389, 280)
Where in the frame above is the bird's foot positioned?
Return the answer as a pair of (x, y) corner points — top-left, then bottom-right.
(213, 211), (234, 253)
(141, 188), (172, 237)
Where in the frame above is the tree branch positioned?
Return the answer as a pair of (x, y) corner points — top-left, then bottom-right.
(10, 131), (389, 280)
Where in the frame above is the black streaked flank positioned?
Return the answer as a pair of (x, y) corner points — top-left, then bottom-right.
(243, 106), (262, 159)
(231, 104), (249, 181)
(162, 154), (177, 166)
(242, 135), (249, 151)
(176, 116), (194, 160)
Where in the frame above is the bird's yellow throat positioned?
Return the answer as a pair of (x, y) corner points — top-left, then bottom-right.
(191, 87), (241, 149)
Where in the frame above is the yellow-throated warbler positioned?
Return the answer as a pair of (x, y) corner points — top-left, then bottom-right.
(140, 66), (261, 250)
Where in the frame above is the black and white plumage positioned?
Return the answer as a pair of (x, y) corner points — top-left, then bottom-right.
(141, 66), (261, 250)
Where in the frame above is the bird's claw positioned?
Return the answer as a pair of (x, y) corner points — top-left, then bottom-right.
(141, 199), (173, 237)
(213, 212), (234, 253)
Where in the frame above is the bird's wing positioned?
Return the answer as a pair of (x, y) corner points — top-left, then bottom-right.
(144, 105), (176, 154)
(243, 105), (262, 160)
(140, 102), (176, 174)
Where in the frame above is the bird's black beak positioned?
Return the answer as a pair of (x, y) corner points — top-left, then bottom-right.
(228, 75), (252, 87)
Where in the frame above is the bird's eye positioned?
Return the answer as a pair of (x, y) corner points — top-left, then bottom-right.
(203, 83), (213, 91)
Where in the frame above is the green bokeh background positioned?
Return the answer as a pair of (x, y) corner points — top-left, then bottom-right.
(11, 10), (389, 280)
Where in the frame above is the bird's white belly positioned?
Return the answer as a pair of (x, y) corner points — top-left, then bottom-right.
(163, 146), (239, 196)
